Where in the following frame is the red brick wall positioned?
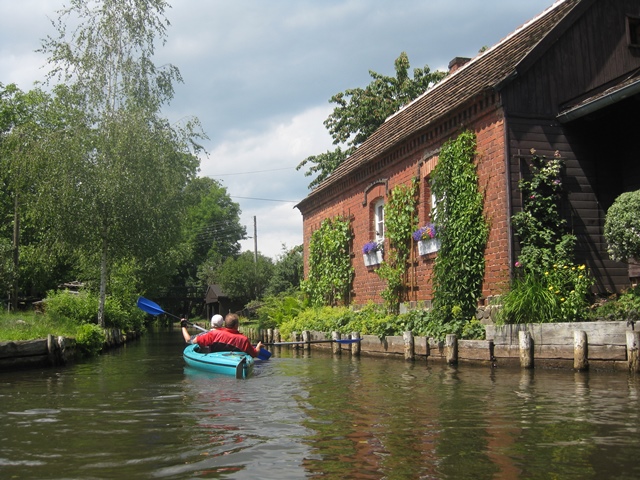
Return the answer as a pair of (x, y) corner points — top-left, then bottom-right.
(300, 98), (511, 306)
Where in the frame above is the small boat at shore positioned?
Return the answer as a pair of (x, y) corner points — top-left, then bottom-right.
(182, 344), (255, 379)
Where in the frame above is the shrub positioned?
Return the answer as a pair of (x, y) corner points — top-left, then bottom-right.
(45, 290), (98, 324)
(604, 190), (640, 262)
(75, 323), (105, 357)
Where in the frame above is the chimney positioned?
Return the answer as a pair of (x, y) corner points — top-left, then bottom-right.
(448, 57), (471, 74)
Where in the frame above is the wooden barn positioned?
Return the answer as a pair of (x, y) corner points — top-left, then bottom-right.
(295, 0), (640, 306)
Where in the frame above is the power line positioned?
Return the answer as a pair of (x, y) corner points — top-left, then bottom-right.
(230, 195), (298, 203)
(208, 167), (296, 176)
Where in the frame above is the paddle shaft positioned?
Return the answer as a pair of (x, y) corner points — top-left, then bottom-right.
(263, 338), (361, 346)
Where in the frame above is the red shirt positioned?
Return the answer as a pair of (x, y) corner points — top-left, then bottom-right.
(193, 327), (259, 358)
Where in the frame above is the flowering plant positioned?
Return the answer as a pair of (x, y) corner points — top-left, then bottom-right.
(362, 241), (382, 254)
(412, 223), (437, 241)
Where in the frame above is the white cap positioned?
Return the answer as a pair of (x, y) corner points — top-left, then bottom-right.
(211, 314), (224, 328)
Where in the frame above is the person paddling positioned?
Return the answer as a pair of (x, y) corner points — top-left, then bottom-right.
(180, 313), (263, 358)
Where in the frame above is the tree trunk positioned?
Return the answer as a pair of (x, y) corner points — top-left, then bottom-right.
(98, 234), (108, 328)
(11, 192), (20, 311)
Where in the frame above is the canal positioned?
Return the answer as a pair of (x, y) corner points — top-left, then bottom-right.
(1, 328), (639, 479)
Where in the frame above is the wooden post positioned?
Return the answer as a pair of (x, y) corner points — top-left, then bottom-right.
(292, 331), (300, 350)
(627, 331), (640, 373)
(302, 330), (311, 351)
(273, 329), (281, 343)
(445, 334), (458, 365)
(351, 332), (361, 356)
(331, 331), (341, 355)
(573, 330), (589, 371)
(403, 331), (414, 361)
(519, 331), (534, 369)
(267, 328), (273, 344)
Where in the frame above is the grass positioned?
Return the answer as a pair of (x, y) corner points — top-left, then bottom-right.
(0, 311), (80, 341)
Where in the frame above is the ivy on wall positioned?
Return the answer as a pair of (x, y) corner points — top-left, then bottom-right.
(430, 130), (488, 333)
(302, 216), (354, 307)
(376, 178), (419, 313)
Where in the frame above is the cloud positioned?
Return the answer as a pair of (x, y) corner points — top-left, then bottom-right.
(1, 0), (555, 260)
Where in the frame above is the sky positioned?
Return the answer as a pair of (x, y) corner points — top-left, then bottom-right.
(0, 0), (556, 260)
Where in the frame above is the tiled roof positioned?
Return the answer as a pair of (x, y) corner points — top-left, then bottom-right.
(301, 0), (580, 203)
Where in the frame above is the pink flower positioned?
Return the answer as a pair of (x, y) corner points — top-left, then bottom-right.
(515, 261), (521, 267)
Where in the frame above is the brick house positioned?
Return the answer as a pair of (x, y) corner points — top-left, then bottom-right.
(295, 0), (640, 307)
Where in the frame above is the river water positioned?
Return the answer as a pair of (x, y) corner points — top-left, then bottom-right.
(1, 328), (639, 479)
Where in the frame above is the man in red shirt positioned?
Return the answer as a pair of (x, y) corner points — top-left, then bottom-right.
(180, 313), (263, 358)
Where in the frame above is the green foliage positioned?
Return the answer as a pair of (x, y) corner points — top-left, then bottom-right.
(297, 52), (446, 188)
(504, 150), (594, 323)
(430, 131), (488, 334)
(495, 274), (557, 324)
(216, 251), (274, 305)
(278, 303), (396, 340)
(375, 179), (419, 313)
(265, 245), (304, 296)
(45, 282), (146, 331)
(604, 190), (640, 262)
(39, 1), (203, 326)
(511, 150), (575, 272)
(75, 323), (105, 357)
(0, 311), (79, 341)
(253, 291), (308, 330)
(589, 285), (640, 322)
(302, 216), (354, 307)
(45, 290), (99, 324)
(182, 177), (246, 287)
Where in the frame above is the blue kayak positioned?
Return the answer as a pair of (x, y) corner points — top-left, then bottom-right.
(182, 344), (255, 379)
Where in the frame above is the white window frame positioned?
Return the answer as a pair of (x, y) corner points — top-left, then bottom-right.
(373, 198), (385, 242)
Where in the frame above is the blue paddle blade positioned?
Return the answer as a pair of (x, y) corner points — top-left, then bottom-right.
(257, 348), (271, 361)
(136, 297), (165, 316)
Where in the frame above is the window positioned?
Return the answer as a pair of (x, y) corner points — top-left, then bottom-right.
(628, 16), (640, 47)
(373, 198), (385, 241)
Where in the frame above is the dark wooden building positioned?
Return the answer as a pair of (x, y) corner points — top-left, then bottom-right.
(296, 0), (640, 306)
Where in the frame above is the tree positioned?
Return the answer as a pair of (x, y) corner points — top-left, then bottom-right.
(39, 0), (202, 326)
(178, 177), (246, 287)
(216, 251), (274, 305)
(297, 52), (446, 188)
(0, 84), (79, 307)
(266, 244), (303, 296)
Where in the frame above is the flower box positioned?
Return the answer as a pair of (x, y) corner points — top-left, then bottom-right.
(363, 250), (383, 266)
(418, 238), (440, 256)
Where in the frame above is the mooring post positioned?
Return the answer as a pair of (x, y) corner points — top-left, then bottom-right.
(519, 330), (534, 369)
(573, 330), (589, 371)
(627, 331), (640, 373)
(332, 331), (341, 355)
(302, 330), (311, 351)
(267, 328), (273, 345)
(403, 331), (415, 361)
(351, 332), (361, 356)
(292, 331), (300, 350)
(445, 334), (458, 365)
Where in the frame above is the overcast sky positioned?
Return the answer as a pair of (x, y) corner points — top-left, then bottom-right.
(1, 0), (556, 259)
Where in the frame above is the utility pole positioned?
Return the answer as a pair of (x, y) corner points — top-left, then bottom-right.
(253, 216), (258, 299)
(253, 216), (258, 264)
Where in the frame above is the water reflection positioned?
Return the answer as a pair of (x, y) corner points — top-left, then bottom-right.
(1, 331), (640, 479)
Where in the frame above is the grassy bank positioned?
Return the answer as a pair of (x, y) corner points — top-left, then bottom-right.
(0, 311), (80, 341)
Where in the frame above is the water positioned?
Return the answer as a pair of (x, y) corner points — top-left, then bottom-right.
(1, 329), (639, 479)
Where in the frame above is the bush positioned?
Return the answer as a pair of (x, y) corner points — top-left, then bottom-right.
(75, 323), (105, 357)
(604, 190), (640, 262)
(45, 290), (98, 324)
(589, 285), (640, 322)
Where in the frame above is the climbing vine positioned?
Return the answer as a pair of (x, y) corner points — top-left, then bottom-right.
(430, 131), (488, 334)
(302, 216), (354, 307)
(376, 178), (419, 313)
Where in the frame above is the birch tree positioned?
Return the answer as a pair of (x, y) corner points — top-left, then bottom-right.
(39, 0), (202, 326)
